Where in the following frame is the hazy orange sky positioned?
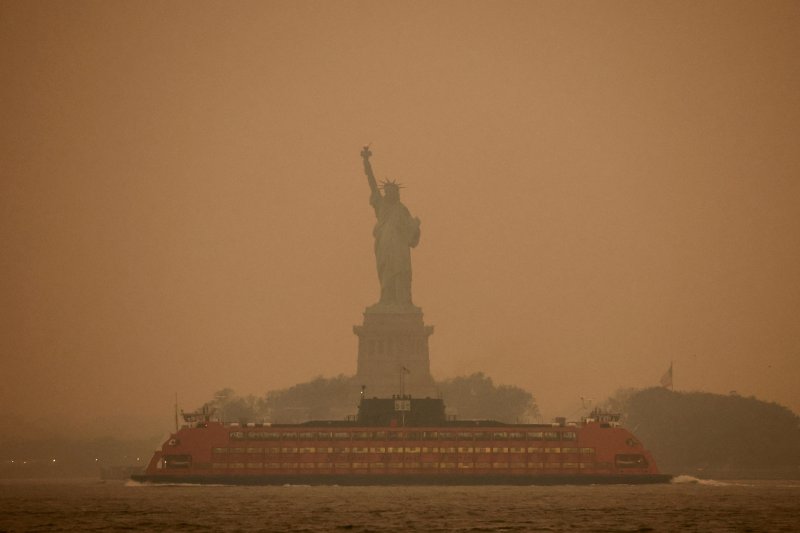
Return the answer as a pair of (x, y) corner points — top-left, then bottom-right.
(2, 1), (799, 437)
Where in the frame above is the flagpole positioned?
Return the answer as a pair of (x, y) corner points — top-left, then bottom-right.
(659, 362), (674, 390)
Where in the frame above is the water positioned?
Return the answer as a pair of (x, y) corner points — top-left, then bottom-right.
(1, 477), (798, 532)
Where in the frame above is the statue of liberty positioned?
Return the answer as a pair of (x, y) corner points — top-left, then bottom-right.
(361, 146), (421, 311)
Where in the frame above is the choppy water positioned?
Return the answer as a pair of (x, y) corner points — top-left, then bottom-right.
(0, 476), (798, 532)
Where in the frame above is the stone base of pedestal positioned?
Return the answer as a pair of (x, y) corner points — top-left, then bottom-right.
(353, 308), (436, 398)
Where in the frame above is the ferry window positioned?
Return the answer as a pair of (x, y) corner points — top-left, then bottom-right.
(473, 432), (489, 441)
(229, 447), (245, 453)
(438, 432), (456, 440)
(492, 432), (508, 440)
(246, 447), (263, 454)
(508, 432), (525, 440)
(580, 448), (595, 454)
(615, 454), (648, 468)
(406, 432), (421, 440)
(457, 432), (473, 441)
(352, 431), (370, 440)
(164, 454), (191, 469)
(388, 432), (404, 441)
(527, 432), (544, 440)
(298, 432), (315, 440)
(317, 432), (333, 440)
(562, 447), (579, 454)
(373, 431), (387, 440)
(562, 432), (577, 441)
(333, 432), (350, 440)
(230, 431), (246, 440)
(282, 432), (298, 440)
(422, 431), (438, 440)
(543, 431), (559, 441)
(212, 447), (228, 454)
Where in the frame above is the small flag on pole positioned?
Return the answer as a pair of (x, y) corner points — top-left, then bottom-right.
(659, 362), (673, 390)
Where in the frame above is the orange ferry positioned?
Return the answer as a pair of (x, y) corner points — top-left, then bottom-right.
(133, 396), (670, 485)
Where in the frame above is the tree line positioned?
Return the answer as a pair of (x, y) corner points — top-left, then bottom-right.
(203, 372), (539, 425)
(606, 387), (800, 478)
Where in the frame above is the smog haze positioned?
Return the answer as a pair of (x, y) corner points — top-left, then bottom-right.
(2, 1), (799, 438)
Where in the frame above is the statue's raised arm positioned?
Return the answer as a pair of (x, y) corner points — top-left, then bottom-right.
(361, 146), (380, 198)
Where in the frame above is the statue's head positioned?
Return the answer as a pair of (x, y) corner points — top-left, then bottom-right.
(381, 180), (402, 203)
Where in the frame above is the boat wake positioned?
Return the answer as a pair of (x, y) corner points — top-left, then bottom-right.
(671, 475), (740, 486)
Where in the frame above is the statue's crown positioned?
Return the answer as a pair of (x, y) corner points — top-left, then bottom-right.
(380, 179), (404, 190)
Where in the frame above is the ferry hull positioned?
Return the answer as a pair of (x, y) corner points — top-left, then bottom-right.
(132, 473), (672, 485)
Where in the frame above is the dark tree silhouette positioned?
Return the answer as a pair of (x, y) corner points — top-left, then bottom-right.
(605, 387), (800, 478)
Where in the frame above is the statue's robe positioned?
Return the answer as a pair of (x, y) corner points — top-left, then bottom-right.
(370, 190), (420, 305)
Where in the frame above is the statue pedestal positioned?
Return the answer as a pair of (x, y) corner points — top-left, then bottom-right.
(353, 307), (436, 398)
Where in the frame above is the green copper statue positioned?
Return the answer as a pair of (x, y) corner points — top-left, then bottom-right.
(361, 146), (421, 311)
